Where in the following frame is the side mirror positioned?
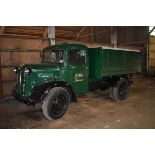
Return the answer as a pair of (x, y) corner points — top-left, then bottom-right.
(59, 59), (64, 63)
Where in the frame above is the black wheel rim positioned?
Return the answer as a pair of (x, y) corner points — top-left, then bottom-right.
(51, 94), (67, 115)
(119, 82), (127, 98)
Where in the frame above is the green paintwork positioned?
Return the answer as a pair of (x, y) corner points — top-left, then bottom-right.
(17, 64), (59, 98)
(16, 43), (89, 100)
(88, 47), (141, 82)
(15, 43), (141, 101)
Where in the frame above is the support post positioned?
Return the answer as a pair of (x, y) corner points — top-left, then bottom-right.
(0, 51), (3, 99)
(43, 27), (48, 38)
(0, 26), (5, 34)
(147, 26), (150, 72)
(0, 28), (3, 98)
(111, 26), (118, 48)
(92, 26), (96, 42)
(48, 26), (55, 45)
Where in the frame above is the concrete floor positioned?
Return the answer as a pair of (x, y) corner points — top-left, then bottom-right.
(0, 75), (155, 129)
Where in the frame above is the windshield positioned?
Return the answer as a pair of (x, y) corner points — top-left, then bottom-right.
(42, 49), (64, 64)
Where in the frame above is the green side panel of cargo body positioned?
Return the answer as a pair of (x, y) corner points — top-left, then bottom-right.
(102, 48), (141, 76)
(88, 48), (103, 82)
(125, 52), (141, 73)
(88, 48), (141, 82)
(104, 49), (125, 75)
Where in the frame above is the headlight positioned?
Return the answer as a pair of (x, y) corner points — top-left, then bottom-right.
(24, 67), (31, 76)
(13, 67), (18, 74)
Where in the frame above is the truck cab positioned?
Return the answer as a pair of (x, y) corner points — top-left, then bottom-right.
(13, 43), (89, 120)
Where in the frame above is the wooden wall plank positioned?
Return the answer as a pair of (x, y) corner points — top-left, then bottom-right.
(0, 37), (49, 97)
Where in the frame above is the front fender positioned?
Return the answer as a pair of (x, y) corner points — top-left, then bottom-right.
(29, 80), (76, 103)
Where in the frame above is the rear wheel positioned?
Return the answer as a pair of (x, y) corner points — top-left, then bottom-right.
(42, 87), (70, 120)
(110, 78), (129, 101)
(109, 87), (114, 100)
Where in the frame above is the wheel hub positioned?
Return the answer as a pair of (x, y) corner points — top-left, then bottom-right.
(52, 95), (66, 114)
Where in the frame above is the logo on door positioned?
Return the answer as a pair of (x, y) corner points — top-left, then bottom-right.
(74, 73), (84, 82)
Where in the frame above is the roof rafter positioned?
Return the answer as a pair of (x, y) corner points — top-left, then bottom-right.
(149, 26), (155, 34)
(76, 26), (87, 40)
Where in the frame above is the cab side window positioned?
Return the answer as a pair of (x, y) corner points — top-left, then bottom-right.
(68, 49), (86, 65)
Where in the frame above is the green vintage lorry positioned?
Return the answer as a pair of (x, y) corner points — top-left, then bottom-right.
(13, 43), (141, 120)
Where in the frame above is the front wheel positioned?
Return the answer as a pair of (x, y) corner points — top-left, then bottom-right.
(42, 87), (70, 120)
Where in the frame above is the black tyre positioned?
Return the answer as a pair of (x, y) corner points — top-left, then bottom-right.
(42, 87), (70, 120)
(112, 78), (129, 101)
(109, 87), (114, 100)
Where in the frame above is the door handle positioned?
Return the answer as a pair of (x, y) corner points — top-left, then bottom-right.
(83, 66), (88, 70)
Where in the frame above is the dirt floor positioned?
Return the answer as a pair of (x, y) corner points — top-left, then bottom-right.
(0, 75), (155, 129)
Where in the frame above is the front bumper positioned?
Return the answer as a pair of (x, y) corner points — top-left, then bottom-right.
(12, 87), (20, 100)
(12, 88), (32, 105)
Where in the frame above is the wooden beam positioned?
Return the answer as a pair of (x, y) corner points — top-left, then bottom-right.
(78, 30), (111, 38)
(11, 26), (45, 31)
(118, 41), (146, 45)
(1, 27), (46, 37)
(0, 33), (49, 40)
(56, 26), (80, 32)
(6, 29), (43, 35)
(149, 26), (155, 35)
(76, 26), (87, 40)
(0, 48), (42, 52)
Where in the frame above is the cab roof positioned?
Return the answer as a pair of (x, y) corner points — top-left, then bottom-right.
(43, 43), (88, 51)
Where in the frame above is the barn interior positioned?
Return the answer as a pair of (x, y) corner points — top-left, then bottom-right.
(0, 26), (155, 128)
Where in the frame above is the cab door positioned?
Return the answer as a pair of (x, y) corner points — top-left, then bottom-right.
(66, 49), (88, 94)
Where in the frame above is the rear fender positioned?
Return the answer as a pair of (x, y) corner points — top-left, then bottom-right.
(109, 75), (130, 87)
